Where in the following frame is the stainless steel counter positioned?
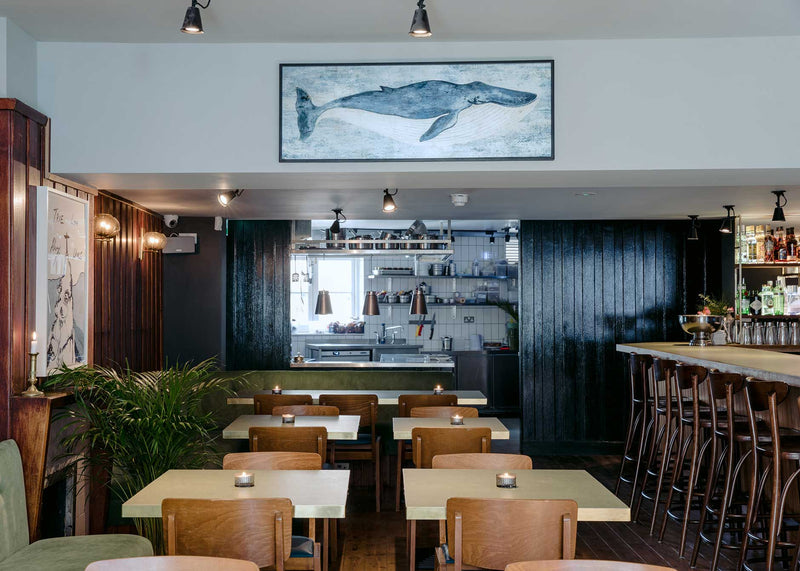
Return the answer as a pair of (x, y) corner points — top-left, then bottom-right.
(290, 360), (454, 369)
(305, 343), (422, 350)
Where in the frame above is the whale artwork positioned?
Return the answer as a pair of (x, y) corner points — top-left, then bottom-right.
(280, 60), (553, 161)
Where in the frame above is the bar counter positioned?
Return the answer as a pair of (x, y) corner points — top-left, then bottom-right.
(616, 342), (800, 386)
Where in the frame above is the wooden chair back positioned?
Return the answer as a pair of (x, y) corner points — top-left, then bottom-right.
(628, 352), (653, 402)
(504, 561), (676, 571)
(222, 451), (322, 471)
(446, 498), (578, 570)
(399, 394), (458, 417)
(411, 427), (491, 469)
(249, 426), (327, 458)
(87, 556), (259, 571)
(708, 371), (745, 400)
(432, 452), (532, 470)
(410, 406), (479, 418)
(254, 394), (313, 415)
(674, 364), (708, 391)
(162, 498), (292, 569)
(318, 394), (378, 431)
(272, 405), (339, 417)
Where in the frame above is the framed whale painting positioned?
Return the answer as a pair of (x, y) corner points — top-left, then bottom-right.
(279, 60), (554, 162)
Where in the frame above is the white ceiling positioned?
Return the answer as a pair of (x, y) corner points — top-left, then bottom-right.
(4, 0), (800, 43)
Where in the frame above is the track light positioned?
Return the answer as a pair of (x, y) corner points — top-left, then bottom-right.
(772, 190), (788, 222)
(330, 208), (346, 234)
(382, 189), (398, 213)
(217, 189), (243, 207)
(505, 232), (511, 243)
(719, 205), (736, 234)
(181, 0), (210, 34)
(409, 0), (432, 37)
(687, 215), (699, 241)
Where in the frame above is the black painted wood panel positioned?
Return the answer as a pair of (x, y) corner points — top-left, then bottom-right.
(226, 220), (291, 370)
(520, 220), (695, 450)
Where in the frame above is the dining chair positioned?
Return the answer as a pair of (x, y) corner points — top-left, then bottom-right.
(254, 394), (313, 415)
(249, 426), (328, 461)
(318, 393), (382, 512)
(504, 561), (676, 571)
(435, 498), (578, 571)
(412, 426), (491, 469)
(162, 497), (320, 571)
(432, 452), (532, 470)
(410, 406), (479, 418)
(222, 451), (323, 471)
(272, 405), (340, 417)
(396, 393), (458, 510)
(86, 556), (260, 571)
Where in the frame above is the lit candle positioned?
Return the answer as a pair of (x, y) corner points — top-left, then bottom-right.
(234, 471), (254, 487)
(496, 472), (517, 488)
(433, 385), (444, 395)
(272, 386), (282, 395)
(30, 331), (37, 354)
(282, 413), (296, 424)
(450, 414), (464, 425)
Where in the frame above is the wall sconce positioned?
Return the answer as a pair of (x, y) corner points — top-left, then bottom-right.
(95, 213), (120, 242)
(140, 231), (168, 259)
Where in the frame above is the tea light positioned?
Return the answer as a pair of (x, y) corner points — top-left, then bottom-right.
(450, 414), (464, 425)
(496, 472), (517, 488)
(282, 413), (296, 424)
(234, 472), (254, 487)
(433, 385), (444, 395)
(272, 386), (282, 395)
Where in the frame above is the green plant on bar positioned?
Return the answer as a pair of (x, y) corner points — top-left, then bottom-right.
(44, 358), (235, 553)
(696, 293), (734, 316)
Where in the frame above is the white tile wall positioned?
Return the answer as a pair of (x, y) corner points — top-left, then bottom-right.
(291, 236), (518, 355)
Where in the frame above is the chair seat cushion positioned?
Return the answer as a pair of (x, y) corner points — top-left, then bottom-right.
(291, 536), (315, 558)
(0, 534), (153, 571)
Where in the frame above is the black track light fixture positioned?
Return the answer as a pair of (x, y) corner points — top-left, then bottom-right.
(217, 189), (243, 207)
(687, 215), (700, 241)
(382, 189), (398, 213)
(772, 190), (788, 222)
(409, 0), (432, 38)
(181, 0), (210, 34)
(719, 205), (736, 234)
(330, 208), (346, 234)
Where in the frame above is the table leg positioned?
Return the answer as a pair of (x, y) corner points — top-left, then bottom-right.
(323, 518), (329, 571)
(408, 519), (416, 571)
(331, 519), (338, 562)
(396, 440), (404, 511)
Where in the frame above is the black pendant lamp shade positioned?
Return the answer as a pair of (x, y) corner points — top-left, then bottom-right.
(688, 215), (699, 241)
(330, 208), (345, 234)
(315, 290), (333, 315)
(772, 190), (788, 222)
(362, 291), (380, 316)
(409, 0), (432, 37)
(181, 0), (210, 34)
(719, 205), (736, 234)
(409, 287), (428, 315)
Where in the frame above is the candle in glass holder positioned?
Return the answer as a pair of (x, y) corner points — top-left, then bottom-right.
(433, 385), (444, 395)
(272, 386), (282, 395)
(450, 414), (464, 425)
(496, 472), (517, 488)
(234, 471), (254, 487)
(282, 413), (296, 424)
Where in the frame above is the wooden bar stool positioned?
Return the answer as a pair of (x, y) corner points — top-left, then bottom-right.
(615, 353), (653, 505)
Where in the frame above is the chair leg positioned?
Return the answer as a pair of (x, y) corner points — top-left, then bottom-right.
(396, 440), (403, 512)
(629, 410), (650, 507)
(615, 398), (639, 495)
(634, 415), (662, 521)
(739, 458), (772, 570)
(690, 437), (723, 568)
(678, 428), (702, 557)
(658, 423), (690, 542)
(650, 417), (680, 536)
(375, 443), (381, 513)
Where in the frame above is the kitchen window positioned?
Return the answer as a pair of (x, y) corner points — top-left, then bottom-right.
(291, 256), (365, 332)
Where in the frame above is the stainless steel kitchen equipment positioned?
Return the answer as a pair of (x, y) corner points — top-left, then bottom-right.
(313, 349), (371, 362)
(441, 336), (453, 351)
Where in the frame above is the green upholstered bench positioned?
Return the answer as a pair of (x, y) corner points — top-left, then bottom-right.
(0, 440), (153, 571)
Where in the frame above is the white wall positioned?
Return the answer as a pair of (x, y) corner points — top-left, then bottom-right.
(0, 19), (8, 97)
(0, 18), (37, 106)
(36, 35), (800, 177)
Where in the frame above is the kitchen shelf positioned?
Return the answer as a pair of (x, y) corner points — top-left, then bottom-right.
(370, 274), (514, 280)
(378, 302), (502, 307)
(292, 248), (454, 257)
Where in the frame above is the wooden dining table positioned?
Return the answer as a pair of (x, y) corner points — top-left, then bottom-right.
(122, 469), (350, 571)
(227, 389), (488, 406)
(392, 416), (510, 440)
(222, 414), (361, 440)
(402, 468), (630, 570)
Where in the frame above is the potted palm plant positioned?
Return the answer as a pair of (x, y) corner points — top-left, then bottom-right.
(45, 358), (236, 553)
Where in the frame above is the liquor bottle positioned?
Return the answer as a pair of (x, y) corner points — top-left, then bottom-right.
(764, 230), (776, 263)
(755, 225), (766, 262)
(750, 289), (762, 316)
(787, 227), (798, 262)
(776, 227), (787, 261)
(774, 281), (785, 315)
(740, 285), (750, 315)
(761, 282), (775, 315)
(746, 225), (757, 262)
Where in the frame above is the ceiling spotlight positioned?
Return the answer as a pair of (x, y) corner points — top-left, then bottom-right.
(330, 208), (346, 234)
(772, 190), (788, 222)
(687, 215), (699, 241)
(181, 0), (210, 34)
(719, 205), (736, 234)
(486, 231), (495, 244)
(450, 193), (469, 207)
(409, 0), (432, 37)
(217, 189), (243, 207)
(505, 231), (511, 243)
(382, 188), (398, 213)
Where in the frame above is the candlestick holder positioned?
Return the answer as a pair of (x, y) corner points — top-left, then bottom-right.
(21, 352), (44, 397)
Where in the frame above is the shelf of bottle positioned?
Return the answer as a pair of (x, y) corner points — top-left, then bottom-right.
(369, 274), (513, 280)
(736, 314), (800, 320)
(739, 262), (800, 268)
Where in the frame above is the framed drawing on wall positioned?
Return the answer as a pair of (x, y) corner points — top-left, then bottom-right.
(279, 60), (554, 162)
(35, 186), (90, 376)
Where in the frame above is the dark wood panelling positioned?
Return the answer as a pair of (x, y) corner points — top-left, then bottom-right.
(226, 220), (291, 370)
(520, 220), (690, 450)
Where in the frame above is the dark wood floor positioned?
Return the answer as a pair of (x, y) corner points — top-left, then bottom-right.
(336, 453), (742, 571)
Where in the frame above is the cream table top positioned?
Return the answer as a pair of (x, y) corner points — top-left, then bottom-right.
(403, 469), (630, 522)
(227, 390), (487, 406)
(222, 414), (360, 440)
(392, 417), (510, 440)
(122, 469), (350, 519)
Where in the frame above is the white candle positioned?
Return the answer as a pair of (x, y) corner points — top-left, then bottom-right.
(433, 385), (444, 395)
(282, 414), (295, 424)
(30, 331), (37, 354)
(234, 471), (254, 487)
(450, 414), (464, 425)
(496, 472), (517, 488)
(272, 386), (282, 395)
